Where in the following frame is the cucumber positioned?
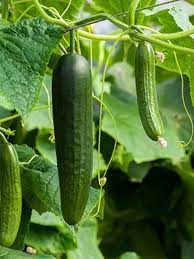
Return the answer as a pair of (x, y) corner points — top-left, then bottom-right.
(11, 201), (32, 250)
(135, 42), (167, 147)
(52, 53), (93, 225)
(0, 135), (22, 247)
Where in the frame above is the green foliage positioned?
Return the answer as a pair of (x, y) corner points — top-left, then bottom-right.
(0, 18), (63, 117)
(12, 0), (85, 21)
(16, 144), (101, 220)
(67, 218), (103, 259)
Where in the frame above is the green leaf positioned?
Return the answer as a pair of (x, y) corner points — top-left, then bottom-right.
(93, 0), (131, 18)
(67, 218), (103, 259)
(144, 1), (194, 16)
(0, 96), (14, 111)
(108, 62), (136, 102)
(81, 187), (103, 221)
(36, 129), (56, 164)
(0, 246), (54, 258)
(101, 90), (185, 163)
(25, 75), (53, 130)
(168, 6), (194, 33)
(26, 223), (75, 256)
(185, 0), (194, 4)
(144, 7), (194, 105)
(112, 145), (133, 174)
(0, 104), (12, 119)
(0, 17), (63, 117)
(31, 211), (68, 231)
(29, 211), (77, 254)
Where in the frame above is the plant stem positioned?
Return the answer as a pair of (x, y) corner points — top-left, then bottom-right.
(67, 13), (128, 32)
(78, 30), (130, 41)
(0, 131), (8, 143)
(2, 0), (9, 20)
(32, 0), (194, 55)
(153, 28), (194, 40)
(0, 113), (20, 123)
(70, 29), (75, 53)
(0, 105), (51, 124)
(130, 32), (194, 55)
(32, 0), (68, 27)
(128, 0), (140, 25)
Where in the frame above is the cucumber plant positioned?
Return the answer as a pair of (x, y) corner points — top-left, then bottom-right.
(0, 0), (193, 257)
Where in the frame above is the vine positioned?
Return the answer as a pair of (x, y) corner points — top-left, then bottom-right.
(32, 0), (194, 55)
(93, 30), (128, 217)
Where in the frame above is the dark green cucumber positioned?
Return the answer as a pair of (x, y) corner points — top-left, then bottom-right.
(52, 53), (93, 225)
(135, 42), (167, 147)
(11, 201), (32, 250)
(0, 137), (22, 247)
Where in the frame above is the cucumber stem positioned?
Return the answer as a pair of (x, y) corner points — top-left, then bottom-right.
(70, 29), (76, 53)
(0, 131), (8, 144)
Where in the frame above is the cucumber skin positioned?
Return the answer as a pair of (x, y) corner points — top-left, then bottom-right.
(135, 42), (164, 141)
(0, 142), (22, 247)
(11, 201), (32, 250)
(52, 53), (93, 225)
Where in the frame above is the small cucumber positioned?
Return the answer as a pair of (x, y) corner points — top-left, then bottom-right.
(52, 53), (93, 225)
(135, 42), (167, 148)
(0, 135), (22, 247)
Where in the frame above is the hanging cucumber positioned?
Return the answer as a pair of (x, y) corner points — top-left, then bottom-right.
(52, 32), (93, 225)
(11, 201), (32, 250)
(135, 41), (167, 148)
(0, 133), (22, 247)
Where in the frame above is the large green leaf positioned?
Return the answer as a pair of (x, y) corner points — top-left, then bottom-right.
(101, 93), (184, 163)
(0, 18), (62, 117)
(31, 211), (70, 232)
